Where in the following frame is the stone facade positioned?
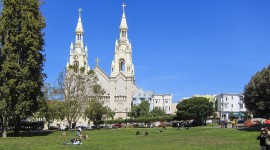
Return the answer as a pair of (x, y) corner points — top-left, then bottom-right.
(66, 5), (139, 119)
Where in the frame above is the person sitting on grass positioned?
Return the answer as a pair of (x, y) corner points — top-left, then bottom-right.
(136, 131), (140, 136)
(144, 131), (148, 136)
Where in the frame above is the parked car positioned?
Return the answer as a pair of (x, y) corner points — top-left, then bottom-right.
(48, 126), (59, 130)
(237, 119), (245, 127)
(206, 120), (212, 124)
(112, 124), (122, 128)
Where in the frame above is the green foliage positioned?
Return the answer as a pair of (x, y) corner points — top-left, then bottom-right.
(80, 66), (85, 73)
(176, 97), (214, 125)
(151, 107), (165, 117)
(0, 0), (46, 137)
(45, 100), (65, 124)
(104, 115), (175, 124)
(85, 99), (107, 125)
(105, 107), (115, 120)
(52, 70), (104, 129)
(244, 65), (270, 118)
(129, 101), (150, 118)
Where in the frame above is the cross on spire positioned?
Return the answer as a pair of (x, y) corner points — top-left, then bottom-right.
(95, 57), (100, 66)
(78, 8), (82, 17)
(122, 3), (126, 13)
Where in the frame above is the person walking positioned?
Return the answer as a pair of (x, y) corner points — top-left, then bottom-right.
(232, 119), (236, 128)
(257, 128), (267, 150)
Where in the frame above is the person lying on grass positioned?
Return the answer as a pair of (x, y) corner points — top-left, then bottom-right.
(63, 138), (82, 145)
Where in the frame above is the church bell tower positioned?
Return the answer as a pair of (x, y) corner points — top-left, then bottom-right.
(110, 3), (135, 80)
(66, 8), (90, 73)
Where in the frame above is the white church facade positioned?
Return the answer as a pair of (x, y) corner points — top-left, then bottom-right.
(66, 4), (140, 119)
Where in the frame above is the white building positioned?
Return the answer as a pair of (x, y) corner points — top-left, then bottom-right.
(132, 89), (153, 109)
(215, 93), (246, 121)
(152, 94), (173, 115)
(66, 5), (140, 119)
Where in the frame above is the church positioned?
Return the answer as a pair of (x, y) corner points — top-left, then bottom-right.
(66, 4), (140, 119)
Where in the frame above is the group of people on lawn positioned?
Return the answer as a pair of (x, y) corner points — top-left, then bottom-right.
(64, 127), (88, 145)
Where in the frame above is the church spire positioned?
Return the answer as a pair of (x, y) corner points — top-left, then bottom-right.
(120, 3), (128, 40)
(111, 3), (135, 79)
(75, 8), (84, 45)
(67, 8), (90, 73)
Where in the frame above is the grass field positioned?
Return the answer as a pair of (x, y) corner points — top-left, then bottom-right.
(0, 127), (260, 150)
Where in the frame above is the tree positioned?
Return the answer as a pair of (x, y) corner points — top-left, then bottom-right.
(244, 65), (270, 118)
(129, 101), (150, 118)
(0, 0), (46, 137)
(105, 107), (115, 120)
(84, 98), (107, 125)
(176, 97), (214, 126)
(44, 100), (65, 128)
(151, 107), (165, 117)
(53, 70), (104, 130)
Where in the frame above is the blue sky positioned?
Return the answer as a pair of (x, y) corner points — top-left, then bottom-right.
(40, 0), (270, 102)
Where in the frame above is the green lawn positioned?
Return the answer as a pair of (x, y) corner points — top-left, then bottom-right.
(0, 127), (260, 150)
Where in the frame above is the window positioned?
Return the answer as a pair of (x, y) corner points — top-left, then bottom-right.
(119, 59), (125, 72)
(121, 31), (126, 38)
(73, 61), (79, 73)
(240, 96), (244, 101)
(240, 104), (243, 109)
(224, 104), (228, 108)
(231, 104), (233, 107)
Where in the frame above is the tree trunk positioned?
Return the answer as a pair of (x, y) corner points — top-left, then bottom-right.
(68, 121), (72, 131)
(14, 115), (20, 136)
(1, 115), (7, 138)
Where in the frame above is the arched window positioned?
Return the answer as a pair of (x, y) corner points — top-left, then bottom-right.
(119, 59), (125, 72)
(121, 31), (126, 38)
(74, 61), (79, 73)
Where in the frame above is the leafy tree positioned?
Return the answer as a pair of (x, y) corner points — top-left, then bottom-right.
(176, 97), (214, 126)
(0, 0), (46, 137)
(84, 98), (107, 125)
(44, 100), (65, 128)
(53, 70), (104, 129)
(151, 107), (165, 117)
(129, 101), (150, 118)
(129, 105), (140, 118)
(105, 107), (115, 120)
(244, 65), (270, 118)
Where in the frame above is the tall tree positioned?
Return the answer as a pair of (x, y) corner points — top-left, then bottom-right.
(244, 65), (270, 118)
(176, 97), (214, 126)
(53, 69), (104, 130)
(0, 0), (46, 137)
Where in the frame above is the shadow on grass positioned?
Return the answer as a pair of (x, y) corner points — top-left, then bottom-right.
(7, 130), (54, 137)
(237, 127), (261, 132)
